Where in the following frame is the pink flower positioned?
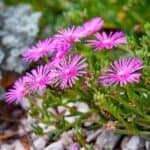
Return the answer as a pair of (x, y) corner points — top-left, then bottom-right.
(46, 37), (72, 64)
(22, 38), (54, 62)
(5, 78), (28, 104)
(50, 37), (72, 52)
(87, 32), (126, 50)
(79, 17), (104, 37)
(52, 49), (69, 65)
(52, 55), (88, 89)
(69, 144), (80, 150)
(55, 26), (82, 42)
(99, 58), (144, 86)
(25, 65), (55, 92)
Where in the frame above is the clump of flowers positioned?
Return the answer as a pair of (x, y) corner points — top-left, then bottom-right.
(5, 17), (150, 141)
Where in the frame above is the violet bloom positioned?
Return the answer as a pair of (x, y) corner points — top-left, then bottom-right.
(69, 144), (80, 150)
(55, 26), (82, 43)
(53, 55), (88, 89)
(5, 78), (28, 104)
(79, 17), (104, 37)
(52, 49), (69, 65)
(25, 65), (54, 92)
(50, 37), (72, 52)
(99, 58), (144, 86)
(50, 38), (72, 64)
(87, 32), (126, 50)
(22, 38), (54, 62)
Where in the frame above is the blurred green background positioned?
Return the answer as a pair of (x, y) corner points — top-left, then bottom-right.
(4, 0), (150, 37)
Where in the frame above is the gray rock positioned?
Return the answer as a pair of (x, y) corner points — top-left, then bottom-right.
(3, 4), (41, 37)
(0, 1), (41, 99)
(21, 116), (37, 132)
(0, 86), (5, 100)
(44, 141), (64, 150)
(126, 136), (145, 150)
(0, 144), (12, 150)
(38, 122), (56, 133)
(120, 136), (130, 150)
(61, 130), (74, 146)
(86, 129), (102, 143)
(0, 2), (41, 73)
(0, 49), (4, 64)
(74, 102), (89, 113)
(13, 140), (25, 150)
(33, 136), (48, 150)
(2, 54), (28, 73)
(20, 97), (30, 110)
(145, 141), (150, 150)
(63, 102), (89, 123)
(96, 130), (121, 150)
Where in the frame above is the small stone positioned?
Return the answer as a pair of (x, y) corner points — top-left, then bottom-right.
(84, 113), (100, 127)
(44, 141), (64, 150)
(0, 49), (4, 64)
(61, 131), (74, 146)
(96, 130), (121, 150)
(145, 141), (150, 150)
(94, 144), (103, 150)
(64, 102), (89, 123)
(65, 115), (79, 123)
(126, 136), (145, 150)
(33, 136), (48, 150)
(86, 129), (102, 143)
(75, 102), (89, 113)
(0, 86), (5, 100)
(120, 136), (130, 150)
(38, 123), (56, 133)
(0, 144), (12, 150)
(2, 54), (28, 73)
(20, 98), (30, 110)
(2, 35), (20, 47)
(21, 117), (36, 132)
(64, 107), (79, 123)
(13, 140), (26, 150)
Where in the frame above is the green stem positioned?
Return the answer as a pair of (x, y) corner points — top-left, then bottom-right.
(115, 129), (150, 135)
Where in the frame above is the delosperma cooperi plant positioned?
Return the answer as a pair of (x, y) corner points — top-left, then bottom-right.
(5, 17), (150, 137)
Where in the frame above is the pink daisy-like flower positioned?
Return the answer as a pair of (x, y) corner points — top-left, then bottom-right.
(99, 58), (144, 86)
(5, 78), (28, 104)
(52, 49), (69, 65)
(22, 38), (54, 62)
(55, 26), (82, 43)
(50, 37), (72, 52)
(87, 32), (126, 50)
(53, 55), (88, 89)
(25, 64), (55, 92)
(48, 38), (73, 65)
(79, 17), (104, 37)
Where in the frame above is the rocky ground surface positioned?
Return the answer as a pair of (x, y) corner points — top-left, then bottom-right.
(0, 101), (150, 150)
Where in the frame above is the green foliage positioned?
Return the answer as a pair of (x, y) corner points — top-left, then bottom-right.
(25, 23), (150, 141)
(32, 125), (44, 136)
(4, 0), (150, 36)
